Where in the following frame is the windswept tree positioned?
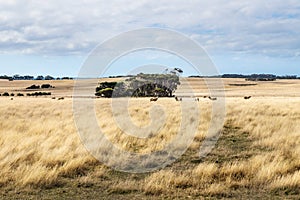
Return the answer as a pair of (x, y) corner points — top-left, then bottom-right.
(95, 73), (181, 98)
(128, 73), (180, 97)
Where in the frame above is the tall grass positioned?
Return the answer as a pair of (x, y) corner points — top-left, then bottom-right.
(0, 97), (299, 197)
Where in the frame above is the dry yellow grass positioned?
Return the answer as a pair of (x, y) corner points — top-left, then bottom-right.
(0, 98), (98, 188)
(0, 78), (299, 199)
(138, 98), (300, 197)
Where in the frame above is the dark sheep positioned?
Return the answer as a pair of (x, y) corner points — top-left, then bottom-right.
(208, 96), (217, 101)
(150, 97), (158, 102)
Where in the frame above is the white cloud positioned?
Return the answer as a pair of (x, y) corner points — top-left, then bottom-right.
(0, 0), (299, 57)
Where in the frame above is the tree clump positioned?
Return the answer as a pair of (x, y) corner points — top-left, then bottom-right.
(95, 73), (180, 98)
(41, 84), (54, 89)
(26, 84), (54, 90)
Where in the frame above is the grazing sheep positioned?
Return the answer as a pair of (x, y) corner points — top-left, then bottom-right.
(175, 96), (182, 101)
(208, 96), (217, 101)
(150, 97), (158, 102)
(244, 96), (252, 99)
(195, 98), (199, 101)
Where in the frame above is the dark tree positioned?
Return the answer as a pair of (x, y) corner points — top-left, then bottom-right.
(41, 84), (54, 89)
(45, 75), (55, 80)
(26, 85), (40, 90)
(95, 82), (118, 97)
(36, 76), (44, 80)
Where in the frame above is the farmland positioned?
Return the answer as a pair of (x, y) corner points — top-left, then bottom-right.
(0, 78), (299, 199)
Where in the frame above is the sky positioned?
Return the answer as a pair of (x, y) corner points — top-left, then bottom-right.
(0, 0), (300, 77)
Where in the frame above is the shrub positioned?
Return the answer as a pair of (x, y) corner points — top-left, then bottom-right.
(2, 92), (9, 96)
(27, 92), (51, 96)
(95, 82), (118, 92)
(10, 93), (15, 96)
(95, 88), (113, 97)
(41, 84), (54, 89)
(17, 93), (24, 96)
(26, 85), (40, 90)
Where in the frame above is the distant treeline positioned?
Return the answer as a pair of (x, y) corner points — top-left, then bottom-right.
(108, 75), (134, 78)
(1, 74), (299, 81)
(189, 74), (299, 80)
(0, 75), (73, 81)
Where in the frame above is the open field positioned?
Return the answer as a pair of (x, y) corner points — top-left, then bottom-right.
(0, 78), (299, 199)
(1, 77), (300, 98)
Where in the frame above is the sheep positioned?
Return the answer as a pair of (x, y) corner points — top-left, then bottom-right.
(150, 97), (158, 102)
(208, 96), (217, 101)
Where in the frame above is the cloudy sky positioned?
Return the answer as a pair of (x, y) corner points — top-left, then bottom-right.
(0, 0), (300, 76)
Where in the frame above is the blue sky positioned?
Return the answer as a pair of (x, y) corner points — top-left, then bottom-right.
(0, 0), (300, 77)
